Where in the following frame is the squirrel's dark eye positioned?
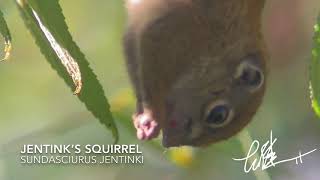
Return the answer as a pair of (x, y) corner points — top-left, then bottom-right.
(206, 103), (233, 128)
(235, 58), (264, 91)
(240, 66), (262, 86)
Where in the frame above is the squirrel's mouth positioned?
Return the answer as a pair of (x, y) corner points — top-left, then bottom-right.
(161, 117), (202, 148)
(162, 130), (188, 148)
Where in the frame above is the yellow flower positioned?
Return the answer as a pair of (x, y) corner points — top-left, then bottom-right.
(169, 146), (194, 168)
(110, 89), (135, 112)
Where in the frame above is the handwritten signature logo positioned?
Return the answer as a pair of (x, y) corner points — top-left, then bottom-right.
(232, 131), (317, 173)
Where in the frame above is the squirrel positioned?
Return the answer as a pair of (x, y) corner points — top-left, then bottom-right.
(123, 0), (267, 147)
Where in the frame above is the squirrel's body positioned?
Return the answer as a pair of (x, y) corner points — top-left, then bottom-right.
(124, 0), (267, 147)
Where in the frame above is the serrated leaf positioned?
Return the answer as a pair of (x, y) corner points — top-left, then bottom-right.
(16, 0), (118, 142)
(310, 15), (320, 118)
(0, 9), (12, 61)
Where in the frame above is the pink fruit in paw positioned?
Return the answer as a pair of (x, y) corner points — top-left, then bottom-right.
(133, 112), (160, 140)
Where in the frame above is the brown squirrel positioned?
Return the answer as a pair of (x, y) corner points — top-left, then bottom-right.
(123, 0), (267, 147)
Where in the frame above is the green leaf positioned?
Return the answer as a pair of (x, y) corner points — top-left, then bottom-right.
(16, 0), (118, 142)
(0, 9), (12, 61)
(310, 15), (320, 118)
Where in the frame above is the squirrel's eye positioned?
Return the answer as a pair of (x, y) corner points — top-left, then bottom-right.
(206, 102), (233, 128)
(240, 66), (262, 86)
(235, 57), (264, 91)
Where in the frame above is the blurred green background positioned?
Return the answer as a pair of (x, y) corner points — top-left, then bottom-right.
(0, 0), (320, 180)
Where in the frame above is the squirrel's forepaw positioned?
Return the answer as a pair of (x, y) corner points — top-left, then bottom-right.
(133, 111), (160, 140)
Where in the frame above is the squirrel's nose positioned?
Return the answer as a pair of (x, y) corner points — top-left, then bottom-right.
(162, 116), (197, 147)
